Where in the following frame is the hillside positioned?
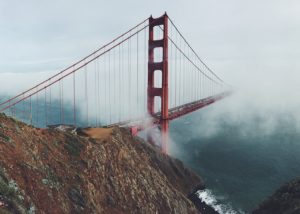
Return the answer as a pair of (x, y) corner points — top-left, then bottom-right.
(253, 178), (300, 214)
(0, 113), (204, 213)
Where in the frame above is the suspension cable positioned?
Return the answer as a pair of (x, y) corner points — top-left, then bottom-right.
(168, 17), (225, 84)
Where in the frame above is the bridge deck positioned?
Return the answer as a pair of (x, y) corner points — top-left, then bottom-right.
(107, 92), (231, 133)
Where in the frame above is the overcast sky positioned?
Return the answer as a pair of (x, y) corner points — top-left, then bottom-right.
(1, 0), (300, 102)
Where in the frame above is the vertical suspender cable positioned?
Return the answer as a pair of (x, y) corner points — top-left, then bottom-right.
(128, 32), (131, 120)
(144, 24), (147, 114)
(36, 91), (39, 126)
(45, 88), (47, 126)
(175, 30), (177, 107)
(29, 95), (32, 125)
(62, 79), (64, 124)
(183, 39), (185, 103)
(109, 50), (111, 124)
(49, 85), (51, 125)
(94, 60), (97, 126)
(195, 57), (197, 100)
(113, 48), (116, 123)
(85, 64), (89, 126)
(59, 80), (62, 124)
(98, 58), (101, 126)
(179, 37), (182, 105)
(120, 38), (123, 121)
(137, 29), (139, 117)
(197, 54), (200, 100)
(22, 94), (25, 121)
(118, 44), (121, 122)
(98, 58), (100, 125)
(73, 71), (76, 127)
(104, 48), (107, 125)
(169, 22), (172, 108)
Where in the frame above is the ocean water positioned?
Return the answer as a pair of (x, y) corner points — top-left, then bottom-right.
(168, 94), (300, 213)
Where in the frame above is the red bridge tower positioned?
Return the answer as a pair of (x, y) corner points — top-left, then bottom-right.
(147, 13), (169, 153)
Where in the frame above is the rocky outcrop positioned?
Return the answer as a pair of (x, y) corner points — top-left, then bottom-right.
(0, 113), (203, 213)
(253, 178), (300, 214)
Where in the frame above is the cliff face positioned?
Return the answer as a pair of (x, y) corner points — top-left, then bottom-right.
(0, 113), (203, 213)
(253, 178), (300, 214)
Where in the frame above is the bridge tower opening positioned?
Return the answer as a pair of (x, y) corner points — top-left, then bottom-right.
(147, 13), (169, 153)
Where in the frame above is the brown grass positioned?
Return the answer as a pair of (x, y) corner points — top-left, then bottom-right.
(81, 128), (113, 139)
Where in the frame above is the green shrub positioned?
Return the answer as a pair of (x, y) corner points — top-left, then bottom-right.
(0, 132), (10, 142)
(64, 135), (83, 157)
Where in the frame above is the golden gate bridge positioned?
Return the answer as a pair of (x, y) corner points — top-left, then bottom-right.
(0, 13), (231, 153)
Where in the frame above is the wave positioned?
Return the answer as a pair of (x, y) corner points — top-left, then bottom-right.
(196, 189), (244, 214)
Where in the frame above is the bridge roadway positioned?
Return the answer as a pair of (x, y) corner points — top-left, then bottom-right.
(106, 92), (231, 135)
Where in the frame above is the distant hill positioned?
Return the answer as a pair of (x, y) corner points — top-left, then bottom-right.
(253, 178), (300, 214)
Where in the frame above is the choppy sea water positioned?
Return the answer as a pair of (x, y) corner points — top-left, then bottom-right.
(169, 94), (300, 213)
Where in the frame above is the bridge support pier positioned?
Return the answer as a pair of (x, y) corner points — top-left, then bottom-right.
(161, 119), (169, 154)
(147, 13), (169, 154)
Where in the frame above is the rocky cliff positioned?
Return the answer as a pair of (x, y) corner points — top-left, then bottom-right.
(0, 113), (204, 213)
(253, 178), (300, 214)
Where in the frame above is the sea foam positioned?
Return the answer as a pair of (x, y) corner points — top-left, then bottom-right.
(196, 189), (244, 214)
